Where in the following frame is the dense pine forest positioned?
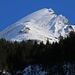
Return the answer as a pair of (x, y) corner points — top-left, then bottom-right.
(0, 31), (75, 72)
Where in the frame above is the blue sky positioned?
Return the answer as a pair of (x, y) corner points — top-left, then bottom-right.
(0, 0), (75, 31)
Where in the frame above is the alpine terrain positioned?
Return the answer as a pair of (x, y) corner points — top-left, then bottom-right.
(0, 8), (74, 44)
(0, 8), (75, 75)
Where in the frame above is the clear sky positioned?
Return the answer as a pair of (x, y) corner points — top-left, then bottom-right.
(0, 0), (75, 31)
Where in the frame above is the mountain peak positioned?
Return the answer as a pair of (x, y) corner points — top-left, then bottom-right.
(48, 8), (54, 12)
(40, 8), (54, 12)
(58, 14), (70, 25)
(0, 8), (74, 44)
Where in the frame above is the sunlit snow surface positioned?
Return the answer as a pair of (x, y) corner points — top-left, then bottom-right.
(0, 8), (74, 44)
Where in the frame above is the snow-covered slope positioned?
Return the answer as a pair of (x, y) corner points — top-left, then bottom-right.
(15, 63), (75, 75)
(0, 8), (74, 43)
(72, 25), (75, 31)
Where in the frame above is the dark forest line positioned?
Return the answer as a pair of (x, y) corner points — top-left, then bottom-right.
(0, 31), (75, 72)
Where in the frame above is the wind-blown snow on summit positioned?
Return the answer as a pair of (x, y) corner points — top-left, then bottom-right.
(0, 8), (74, 43)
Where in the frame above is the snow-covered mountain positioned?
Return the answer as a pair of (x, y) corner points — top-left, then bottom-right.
(0, 8), (74, 43)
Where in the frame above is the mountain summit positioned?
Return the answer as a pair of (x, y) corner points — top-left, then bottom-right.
(0, 8), (74, 43)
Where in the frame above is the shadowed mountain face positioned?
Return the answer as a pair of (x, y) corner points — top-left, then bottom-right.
(0, 8), (74, 44)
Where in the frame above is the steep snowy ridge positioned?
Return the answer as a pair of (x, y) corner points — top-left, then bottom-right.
(72, 25), (75, 31)
(0, 8), (74, 43)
